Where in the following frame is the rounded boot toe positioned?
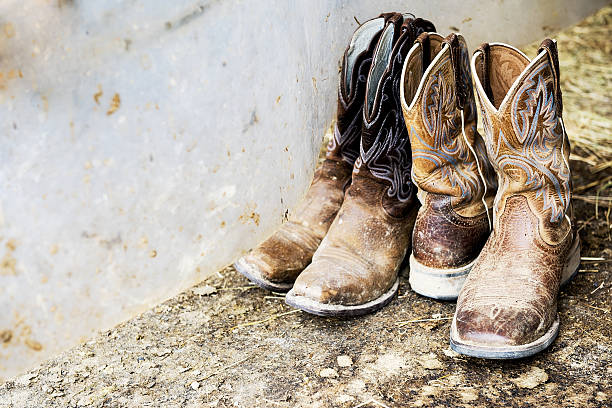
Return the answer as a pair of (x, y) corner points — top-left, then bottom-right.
(454, 306), (549, 347)
(292, 260), (370, 306)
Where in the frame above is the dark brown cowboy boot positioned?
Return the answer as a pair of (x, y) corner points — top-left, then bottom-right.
(234, 14), (395, 291)
(450, 39), (580, 359)
(286, 15), (436, 316)
(399, 33), (497, 300)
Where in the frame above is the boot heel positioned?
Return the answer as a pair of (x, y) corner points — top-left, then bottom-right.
(407, 254), (473, 301)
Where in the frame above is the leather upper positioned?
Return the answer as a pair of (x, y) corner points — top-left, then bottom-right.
(401, 33), (497, 216)
(472, 40), (572, 245)
(356, 17), (434, 218)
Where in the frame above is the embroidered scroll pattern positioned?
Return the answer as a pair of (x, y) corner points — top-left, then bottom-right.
(358, 109), (413, 202)
(411, 56), (483, 202)
(326, 112), (361, 165)
(483, 60), (570, 222)
(327, 57), (371, 165)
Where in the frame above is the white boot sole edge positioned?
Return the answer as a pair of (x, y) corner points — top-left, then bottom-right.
(407, 254), (475, 301)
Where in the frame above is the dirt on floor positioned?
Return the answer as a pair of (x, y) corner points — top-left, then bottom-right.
(0, 6), (611, 408)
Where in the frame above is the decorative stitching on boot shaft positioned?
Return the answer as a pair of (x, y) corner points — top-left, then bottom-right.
(401, 35), (496, 211)
(480, 58), (571, 223)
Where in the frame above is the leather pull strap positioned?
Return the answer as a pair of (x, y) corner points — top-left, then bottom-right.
(416, 32), (431, 75)
(379, 12), (397, 22)
(538, 38), (563, 116)
(401, 17), (414, 35)
(390, 13), (404, 35)
(444, 33), (467, 110)
(412, 17), (436, 35)
(476, 43), (494, 104)
(380, 12), (403, 30)
(404, 17), (436, 40)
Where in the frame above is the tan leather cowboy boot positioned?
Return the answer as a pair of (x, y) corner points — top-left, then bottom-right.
(234, 14), (395, 291)
(450, 39), (581, 359)
(286, 15), (435, 316)
(399, 33), (497, 300)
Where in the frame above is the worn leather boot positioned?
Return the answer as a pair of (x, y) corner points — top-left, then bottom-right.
(286, 15), (436, 316)
(399, 33), (497, 300)
(234, 14), (395, 292)
(450, 39), (581, 359)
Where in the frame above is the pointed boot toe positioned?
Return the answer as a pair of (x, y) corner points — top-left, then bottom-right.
(451, 310), (561, 360)
(288, 267), (331, 304)
(234, 252), (294, 293)
(450, 216), (569, 360)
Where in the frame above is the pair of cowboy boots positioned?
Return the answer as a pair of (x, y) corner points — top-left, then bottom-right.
(401, 33), (580, 358)
(235, 13), (436, 313)
(235, 16), (579, 359)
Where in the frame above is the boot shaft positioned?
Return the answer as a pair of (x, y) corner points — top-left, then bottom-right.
(353, 16), (435, 217)
(471, 40), (572, 243)
(327, 15), (386, 165)
(328, 14), (411, 165)
(400, 33), (496, 215)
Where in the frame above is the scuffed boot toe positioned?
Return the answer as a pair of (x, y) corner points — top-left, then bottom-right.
(286, 258), (400, 317)
(454, 306), (547, 347)
(290, 260), (368, 305)
(234, 252), (295, 292)
(451, 296), (561, 359)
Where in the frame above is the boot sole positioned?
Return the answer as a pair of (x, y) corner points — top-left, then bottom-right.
(284, 278), (399, 317)
(407, 254), (474, 301)
(233, 258), (294, 293)
(449, 237), (581, 359)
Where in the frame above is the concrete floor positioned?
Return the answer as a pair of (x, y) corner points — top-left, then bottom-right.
(0, 6), (611, 408)
(0, 251), (609, 407)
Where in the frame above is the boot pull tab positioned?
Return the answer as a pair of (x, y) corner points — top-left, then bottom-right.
(476, 43), (494, 103)
(379, 12), (398, 22)
(412, 18), (436, 35)
(444, 33), (467, 110)
(400, 18), (414, 36)
(404, 18), (435, 39)
(416, 32), (431, 75)
(380, 12), (403, 31)
(538, 38), (563, 117)
(390, 13), (405, 35)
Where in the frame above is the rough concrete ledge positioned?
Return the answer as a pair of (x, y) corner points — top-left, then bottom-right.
(0, 246), (609, 407)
